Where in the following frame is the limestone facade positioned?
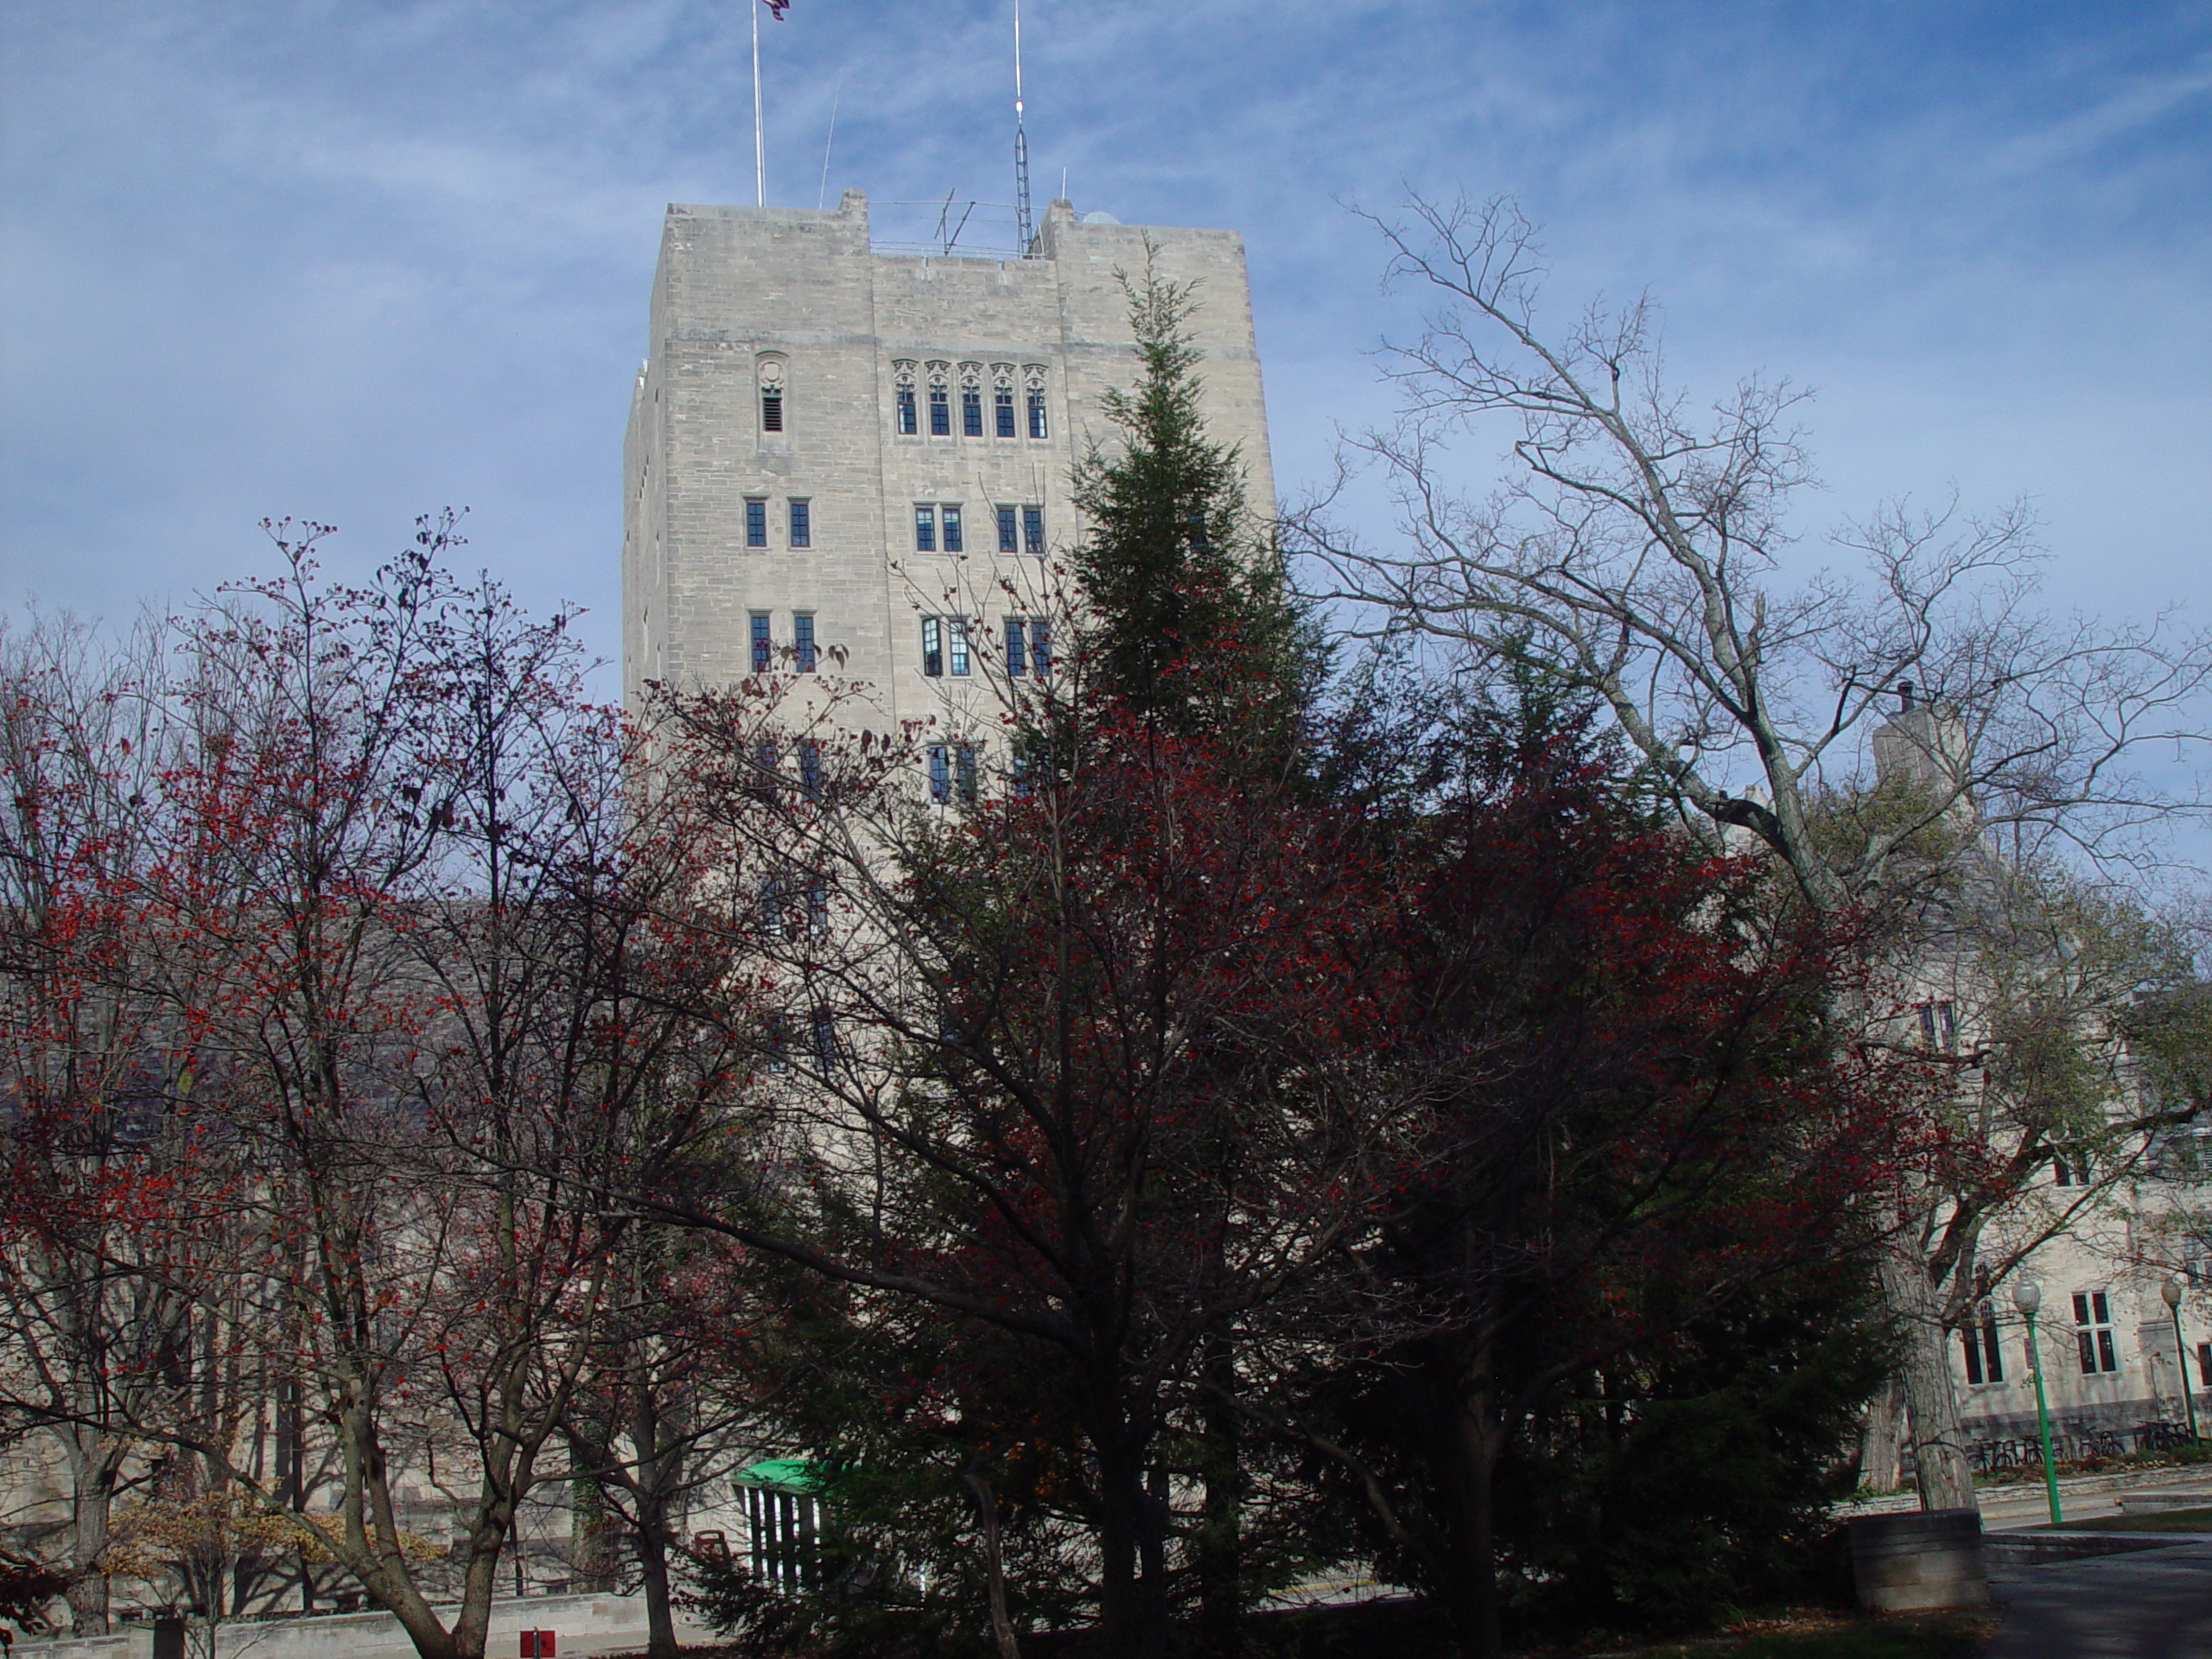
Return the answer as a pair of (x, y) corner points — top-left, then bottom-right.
(620, 189), (1276, 738)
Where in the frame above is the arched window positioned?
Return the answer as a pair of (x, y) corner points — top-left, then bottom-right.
(757, 356), (787, 434)
(893, 360), (918, 435)
(926, 362), (952, 436)
(1024, 365), (1049, 440)
(959, 364), (984, 436)
(991, 365), (1017, 437)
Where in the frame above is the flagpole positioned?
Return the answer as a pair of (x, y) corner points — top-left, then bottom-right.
(751, 0), (766, 208)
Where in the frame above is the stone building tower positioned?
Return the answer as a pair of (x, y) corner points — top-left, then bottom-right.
(620, 190), (1275, 730)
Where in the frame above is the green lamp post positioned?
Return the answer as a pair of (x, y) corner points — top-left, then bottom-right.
(2161, 1276), (2201, 1444)
(2014, 1276), (2063, 1524)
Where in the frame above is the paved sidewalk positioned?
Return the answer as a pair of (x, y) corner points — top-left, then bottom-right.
(1986, 1540), (2212, 1658)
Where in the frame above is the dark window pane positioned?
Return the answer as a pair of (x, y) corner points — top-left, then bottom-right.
(1031, 620), (1050, 676)
(995, 388), (1016, 437)
(2073, 1293), (2091, 1325)
(914, 505), (936, 552)
(955, 743), (977, 803)
(2078, 1331), (2099, 1374)
(897, 387), (917, 435)
(942, 505), (963, 553)
(997, 506), (1017, 552)
(930, 387), (950, 435)
(789, 500), (810, 547)
(963, 388), (983, 436)
(1961, 1329), (1983, 1386)
(948, 617), (969, 677)
(761, 391), (783, 432)
(1004, 619), (1026, 677)
(928, 745), (950, 802)
(746, 499), (767, 548)
(2097, 1329), (2117, 1371)
(794, 614), (817, 673)
(1982, 1319), (2005, 1383)
(1027, 388), (1047, 439)
(1022, 505), (1044, 553)
(921, 617), (943, 677)
(750, 613), (772, 673)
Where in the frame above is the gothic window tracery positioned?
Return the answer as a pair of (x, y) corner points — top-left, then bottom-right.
(926, 362), (952, 436)
(959, 363), (984, 437)
(1024, 365), (1049, 439)
(893, 359), (918, 435)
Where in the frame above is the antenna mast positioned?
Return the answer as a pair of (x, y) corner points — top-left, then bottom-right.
(1013, 0), (1033, 250)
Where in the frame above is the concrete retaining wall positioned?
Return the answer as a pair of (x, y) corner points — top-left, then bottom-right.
(10, 1592), (712, 1659)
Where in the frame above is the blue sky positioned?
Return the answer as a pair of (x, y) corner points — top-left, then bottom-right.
(4, 0), (2208, 705)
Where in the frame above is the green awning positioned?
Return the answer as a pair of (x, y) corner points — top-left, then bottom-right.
(734, 1457), (821, 1494)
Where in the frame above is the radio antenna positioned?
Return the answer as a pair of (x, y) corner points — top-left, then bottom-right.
(1013, 0), (1033, 249)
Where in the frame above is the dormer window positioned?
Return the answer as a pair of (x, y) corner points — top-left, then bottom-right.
(758, 357), (787, 434)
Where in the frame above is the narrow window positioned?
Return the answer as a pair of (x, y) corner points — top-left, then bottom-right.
(1031, 619), (1051, 677)
(929, 382), (950, 436)
(896, 380), (918, 435)
(746, 499), (768, 549)
(997, 506), (1018, 553)
(759, 874), (785, 937)
(1025, 368), (1048, 439)
(942, 505), (963, 553)
(955, 742), (978, 804)
(948, 617), (970, 677)
(1010, 747), (1032, 800)
(812, 1011), (837, 1070)
(1022, 505), (1045, 554)
(963, 384), (983, 436)
(765, 1015), (789, 1074)
(920, 617), (944, 677)
(928, 744), (950, 803)
(2198, 1340), (2211, 1389)
(750, 613), (772, 675)
(1961, 1313), (2004, 1384)
(1918, 1001), (1957, 1052)
(2055, 1147), (2091, 1188)
(806, 877), (829, 935)
(798, 738), (822, 798)
(995, 382), (1016, 437)
(758, 359), (786, 434)
(2072, 1291), (2118, 1375)
(793, 613), (817, 673)
(788, 499), (810, 548)
(914, 505), (936, 552)
(1004, 618), (1027, 677)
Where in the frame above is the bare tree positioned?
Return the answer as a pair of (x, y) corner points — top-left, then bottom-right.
(1295, 192), (2212, 1512)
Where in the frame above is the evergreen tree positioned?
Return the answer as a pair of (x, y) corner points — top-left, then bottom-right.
(1071, 257), (1316, 745)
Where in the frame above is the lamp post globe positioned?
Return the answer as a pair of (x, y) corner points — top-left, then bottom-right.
(2164, 1276), (2200, 1443)
(2013, 1277), (2061, 1523)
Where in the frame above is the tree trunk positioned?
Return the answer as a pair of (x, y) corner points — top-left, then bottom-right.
(1094, 1435), (1143, 1659)
(962, 1464), (1021, 1659)
(1137, 1463), (1172, 1659)
(634, 1517), (678, 1659)
(1878, 1235), (1977, 1512)
(1195, 1370), (1243, 1659)
(1859, 1375), (1906, 1493)
(65, 1452), (113, 1636)
(1423, 1341), (1504, 1659)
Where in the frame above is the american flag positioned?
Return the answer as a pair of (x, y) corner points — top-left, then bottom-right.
(762, 0), (789, 15)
